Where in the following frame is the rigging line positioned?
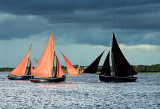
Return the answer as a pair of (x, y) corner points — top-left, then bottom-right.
(29, 55), (38, 60)
(29, 55), (36, 59)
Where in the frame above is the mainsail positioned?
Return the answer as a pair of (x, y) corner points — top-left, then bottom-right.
(59, 50), (80, 75)
(111, 33), (137, 76)
(54, 55), (64, 78)
(26, 60), (33, 75)
(32, 32), (54, 77)
(10, 45), (31, 76)
(83, 51), (104, 73)
(101, 51), (111, 76)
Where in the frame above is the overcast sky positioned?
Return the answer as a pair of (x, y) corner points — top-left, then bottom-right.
(0, 0), (160, 67)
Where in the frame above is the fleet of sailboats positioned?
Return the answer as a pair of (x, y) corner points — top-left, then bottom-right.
(7, 32), (137, 82)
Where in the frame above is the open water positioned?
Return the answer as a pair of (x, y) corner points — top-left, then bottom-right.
(0, 72), (160, 109)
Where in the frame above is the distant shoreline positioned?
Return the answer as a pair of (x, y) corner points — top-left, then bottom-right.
(1, 70), (160, 74)
(1, 71), (160, 74)
(1, 64), (160, 73)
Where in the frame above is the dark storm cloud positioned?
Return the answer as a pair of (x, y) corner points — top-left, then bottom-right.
(0, 0), (160, 45)
(0, 0), (160, 24)
(0, 0), (159, 14)
(0, 14), (50, 40)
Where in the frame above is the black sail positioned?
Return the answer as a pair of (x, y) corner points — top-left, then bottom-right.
(111, 33), (137, 77)
(101, 51), (111, 76)
(83, 51), (104, 74)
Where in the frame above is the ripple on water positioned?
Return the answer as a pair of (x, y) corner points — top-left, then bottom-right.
(0, 72), (160, 109)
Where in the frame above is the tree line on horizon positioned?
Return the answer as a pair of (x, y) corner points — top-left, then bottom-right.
(1, 64), (160, 73)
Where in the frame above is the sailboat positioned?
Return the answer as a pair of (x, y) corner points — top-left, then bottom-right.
(30, 32), (65, 83)
(83, 51), (104, 74)
(59, 50), (80, 75)
(7, 45), (34, 80)
(99, 33), (137, 82)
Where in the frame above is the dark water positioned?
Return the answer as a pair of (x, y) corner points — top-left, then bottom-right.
(0, 72), (160, 109)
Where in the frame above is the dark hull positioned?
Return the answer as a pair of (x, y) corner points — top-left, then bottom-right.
(99, 74), (137, 82)
(7, 75), (34, 80)
(30, 76), (66, 83)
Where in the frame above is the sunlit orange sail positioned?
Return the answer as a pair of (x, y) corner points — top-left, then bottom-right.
(76, 63), (81, 73)
(54, 55), (64, 78)
(10, 45), (31, 76)
(27, 60), (33, 75)
(59, 50), (80, 75)
(32, 32), (54, 77)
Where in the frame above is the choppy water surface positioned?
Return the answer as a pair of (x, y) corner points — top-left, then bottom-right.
(0, 72), (160, 109)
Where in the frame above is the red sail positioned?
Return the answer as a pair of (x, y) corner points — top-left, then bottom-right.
(59, 50), (80, 75)
(10, 45), (31, 76)
(27, 60), (33, 75)
(32, 32), (54, 77)
(76, 64), (81, 73)
(54, 55), (64, 78)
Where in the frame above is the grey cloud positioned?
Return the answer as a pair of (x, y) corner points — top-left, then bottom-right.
(0, 0), (159, 15)
(0, 0), (160, 46)
(0, 14), (50, 40)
